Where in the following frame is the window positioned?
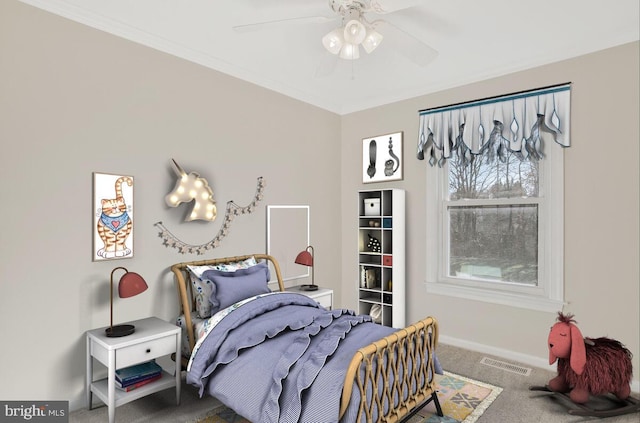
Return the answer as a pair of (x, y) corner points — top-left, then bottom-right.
(418, 84), (571, 311)
(425, 140), (565, 312)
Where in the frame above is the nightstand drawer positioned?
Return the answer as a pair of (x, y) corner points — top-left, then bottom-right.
(116, 335), (176, 368)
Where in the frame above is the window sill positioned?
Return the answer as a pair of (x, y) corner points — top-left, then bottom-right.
(425, 281), (564, 312)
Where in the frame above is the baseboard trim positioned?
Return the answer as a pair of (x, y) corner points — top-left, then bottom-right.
(439, 335), (640, 394)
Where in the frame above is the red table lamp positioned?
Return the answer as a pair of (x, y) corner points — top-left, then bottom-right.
(105, 267), (148, 337)
(295, 245), (317, 291)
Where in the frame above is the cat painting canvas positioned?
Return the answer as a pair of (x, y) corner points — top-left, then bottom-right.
(93, 173), (134, 261)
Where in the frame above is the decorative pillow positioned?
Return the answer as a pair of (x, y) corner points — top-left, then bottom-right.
(202, 261), (271, 314)
(176, 314), (205, 358)
(187, 256), (258, 318)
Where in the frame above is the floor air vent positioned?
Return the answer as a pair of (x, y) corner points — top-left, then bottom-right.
(480, 357), (532, 376)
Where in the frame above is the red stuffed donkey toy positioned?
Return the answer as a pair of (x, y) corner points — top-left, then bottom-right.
(548, 312), (633, 404)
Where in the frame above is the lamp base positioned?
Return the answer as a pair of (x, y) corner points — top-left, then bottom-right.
(300, 284), (318, 291)
(105, 324), (136, 337)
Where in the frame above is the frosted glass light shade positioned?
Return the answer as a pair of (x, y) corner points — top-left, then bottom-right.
(322, 29), (344, 55)
(340, 43), (360, 60)
(343, 19), (367, 44)
(362, 29), (383, 53)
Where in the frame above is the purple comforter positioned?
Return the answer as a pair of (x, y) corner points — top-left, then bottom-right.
(187, 292), (438, 423)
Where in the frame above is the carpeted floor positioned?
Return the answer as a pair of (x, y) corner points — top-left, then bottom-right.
(70, 343), (640, 423)
(193, 371), (502, 423)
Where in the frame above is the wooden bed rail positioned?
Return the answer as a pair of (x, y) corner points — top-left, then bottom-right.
(170, 254), (285, 357)
(340, 316), (439, 423)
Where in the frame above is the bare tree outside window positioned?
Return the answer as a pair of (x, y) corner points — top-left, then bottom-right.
(447, 151), (540, 286)
(449, 151), (539, 199)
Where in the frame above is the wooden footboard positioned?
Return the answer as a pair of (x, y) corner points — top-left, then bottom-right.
(340, 316), (439, 423)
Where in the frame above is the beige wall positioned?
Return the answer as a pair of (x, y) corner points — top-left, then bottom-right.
(0, 1), (341, 410)
(341, 42), (639, 388)
(1, 0), (638, 412)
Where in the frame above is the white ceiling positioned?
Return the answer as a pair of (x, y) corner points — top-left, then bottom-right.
(20, 0), (640, 115)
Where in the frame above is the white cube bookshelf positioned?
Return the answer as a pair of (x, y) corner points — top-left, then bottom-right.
(358, 188), (405, 328)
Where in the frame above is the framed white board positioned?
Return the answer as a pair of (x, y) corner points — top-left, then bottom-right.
(266, 205), (310, 282)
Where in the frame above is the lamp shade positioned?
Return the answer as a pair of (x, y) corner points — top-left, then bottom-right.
(343, 19), (367, 44)
(322, 28), (344, 55)
(362, 29), (383, 54)
(339, 43), (360, 60)
(118, 272), (148, 298)
(295, 250), (313, 267)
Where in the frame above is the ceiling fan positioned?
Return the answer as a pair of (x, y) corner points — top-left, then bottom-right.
(233, 0), (438, 75)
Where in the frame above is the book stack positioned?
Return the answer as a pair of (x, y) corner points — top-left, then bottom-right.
(115, 360), (163, 392)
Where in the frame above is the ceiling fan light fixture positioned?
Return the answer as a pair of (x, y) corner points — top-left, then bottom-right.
(343, 19), (367, 44)
(339, 43), (360, 60)
(362, 29), (383, 53)
(322, 28), (344, 55)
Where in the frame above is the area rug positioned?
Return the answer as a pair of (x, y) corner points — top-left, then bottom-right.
(405, 372), (503, 423)
(193, 371), (502, 423)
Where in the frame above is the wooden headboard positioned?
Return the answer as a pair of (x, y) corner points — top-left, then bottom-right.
(170, 254), (286, 357)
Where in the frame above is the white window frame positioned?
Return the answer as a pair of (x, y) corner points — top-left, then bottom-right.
(425, 142), (565, 312)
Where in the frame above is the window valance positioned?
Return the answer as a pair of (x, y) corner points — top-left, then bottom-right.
(417, 84), (571, 166)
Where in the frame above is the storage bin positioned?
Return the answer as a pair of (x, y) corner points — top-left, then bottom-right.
(364, 198), (380, 216)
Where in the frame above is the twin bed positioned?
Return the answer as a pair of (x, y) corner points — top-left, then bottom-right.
(170, 254), (442, 423)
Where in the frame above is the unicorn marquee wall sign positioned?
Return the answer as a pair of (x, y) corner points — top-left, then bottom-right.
(155, 159), (266, 254)
(165, 159), (217, 222)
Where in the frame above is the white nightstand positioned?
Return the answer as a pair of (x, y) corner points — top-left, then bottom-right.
(86, 317), (181, 423)
(286, 285), (334, 309)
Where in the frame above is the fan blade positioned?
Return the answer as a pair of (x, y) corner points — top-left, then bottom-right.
(233, 15), (333, 33)
(369, 0), (424, 14)
(375, 19), (437, 67)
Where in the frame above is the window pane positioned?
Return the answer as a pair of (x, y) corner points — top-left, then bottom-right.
(449, 204), (538, 285)
(449, 152), (539, 200)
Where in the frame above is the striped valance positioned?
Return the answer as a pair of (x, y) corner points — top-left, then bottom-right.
(417, 84), (571, 166)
